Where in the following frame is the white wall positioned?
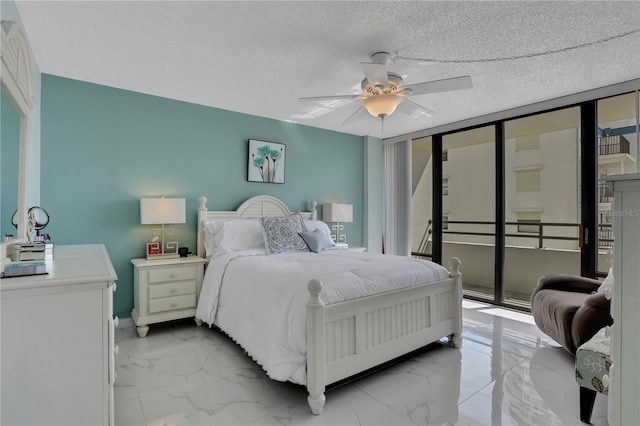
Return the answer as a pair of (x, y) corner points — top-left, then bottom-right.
(364, 136), (383, 253)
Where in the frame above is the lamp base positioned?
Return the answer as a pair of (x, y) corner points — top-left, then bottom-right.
(146, 253), (180, 261)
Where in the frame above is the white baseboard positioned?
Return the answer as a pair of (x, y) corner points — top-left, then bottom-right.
(115, 317), (134, 330)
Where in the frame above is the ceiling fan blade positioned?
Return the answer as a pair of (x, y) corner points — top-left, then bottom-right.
(401, 76), (472, 96)
(399, 98), (435, 118)
(341, 106), (365, 126)
(360, 62), (389, 87)
(299, 94), (364, 101)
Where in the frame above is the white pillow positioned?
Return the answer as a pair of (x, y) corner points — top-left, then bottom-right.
(597, 267), (614, 293)
(203, 219), (265, 257)
(304, 220), (332, 236)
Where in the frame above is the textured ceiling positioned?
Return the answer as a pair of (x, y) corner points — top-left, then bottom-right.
(14, 1), (640, 139)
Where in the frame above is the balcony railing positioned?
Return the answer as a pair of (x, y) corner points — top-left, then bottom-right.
(598, 134), (630, 156)
(599, 183), (614, 203)
(598, 224), (614, 250)
(413, 220), (614, 256)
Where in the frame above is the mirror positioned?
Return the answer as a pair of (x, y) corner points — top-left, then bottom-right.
(29, 206), (49, 235)
(1, 20), (34, 244)
(1, 88), (20, 240)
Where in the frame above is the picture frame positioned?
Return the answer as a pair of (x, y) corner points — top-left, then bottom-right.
(248, 139), (286, 183)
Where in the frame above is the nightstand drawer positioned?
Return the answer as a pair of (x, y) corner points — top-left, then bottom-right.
(148, 266), (196, 284)
(149, 281), (196, 299)
(148, 294), (196, 313)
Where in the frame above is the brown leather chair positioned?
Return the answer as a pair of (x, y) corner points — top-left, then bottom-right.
(530, 274), (612, 355)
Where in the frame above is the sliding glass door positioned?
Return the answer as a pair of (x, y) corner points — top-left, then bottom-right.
(596, 93), (639, 275)
(503, 107), (582, 307)
(410, 91), (638, 310)
(441, 127), (496, 301)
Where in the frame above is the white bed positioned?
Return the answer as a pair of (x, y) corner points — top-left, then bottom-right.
(195, 195), (462, 415)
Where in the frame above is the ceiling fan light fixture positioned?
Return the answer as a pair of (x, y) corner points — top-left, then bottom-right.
(363, 94), (402, 118)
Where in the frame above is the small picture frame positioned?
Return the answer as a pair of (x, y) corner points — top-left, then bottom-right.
(248, 139), (286, 183)
(146, 242), (161, 256)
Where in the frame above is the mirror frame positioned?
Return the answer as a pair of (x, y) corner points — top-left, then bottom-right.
(1, 20), (34, 244)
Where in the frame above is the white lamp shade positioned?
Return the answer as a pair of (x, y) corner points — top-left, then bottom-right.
(323, 203), (353, 223)
(140, 198), (186, 225)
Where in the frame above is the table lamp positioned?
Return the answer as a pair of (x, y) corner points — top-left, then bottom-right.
(140, 197), (186, 259)
(323, 202), (353, 245)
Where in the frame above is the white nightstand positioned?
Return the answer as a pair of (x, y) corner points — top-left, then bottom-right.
(131, 256), (207, 337)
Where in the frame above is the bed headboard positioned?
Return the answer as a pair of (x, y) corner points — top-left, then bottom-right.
(197, 195), (317, 257)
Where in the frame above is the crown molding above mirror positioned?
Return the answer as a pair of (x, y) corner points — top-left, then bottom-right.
(1, 20), (34, 247)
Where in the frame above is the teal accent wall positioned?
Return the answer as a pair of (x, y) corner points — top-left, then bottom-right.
(41, 74), (364, 318)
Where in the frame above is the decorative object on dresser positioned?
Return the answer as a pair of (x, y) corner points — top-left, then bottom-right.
(1, 245), (118, 426)
(322, 202), (353, 245)
(11, 206), (51, 239)
(248, 139), (286, 183)
(140, 197), (186, 260)
(131, 255), (207, 337)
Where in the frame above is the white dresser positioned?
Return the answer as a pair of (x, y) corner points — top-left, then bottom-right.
(1, 245), (118, 426)
(606, 173), (640, 426)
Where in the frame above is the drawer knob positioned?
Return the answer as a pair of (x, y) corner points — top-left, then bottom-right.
(113, 316), (120, 327)
(171, 288), (177, 294)
(170, 274), (177, 279)
(171, 303), (178, 308)
(114, 345), (120, 356)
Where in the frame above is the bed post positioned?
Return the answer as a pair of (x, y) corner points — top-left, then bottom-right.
(449, 257), (463, 348)
(306, 278), (326, 415)
(197, 196), (208, 258)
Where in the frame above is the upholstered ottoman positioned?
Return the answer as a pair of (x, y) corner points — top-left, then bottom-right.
(575, 327), (611, 423)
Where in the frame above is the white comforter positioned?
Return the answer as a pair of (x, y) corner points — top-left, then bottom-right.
(195, 250), (449, 385)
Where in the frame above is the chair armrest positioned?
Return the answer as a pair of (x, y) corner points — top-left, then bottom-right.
(533, 274), (601, 295)
(572, 292), (613, 349)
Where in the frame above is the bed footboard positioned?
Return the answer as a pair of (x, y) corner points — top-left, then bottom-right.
(305, 257), (462, 415)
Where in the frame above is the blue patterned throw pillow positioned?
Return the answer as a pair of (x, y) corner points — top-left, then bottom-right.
(260, 213), (309, 254)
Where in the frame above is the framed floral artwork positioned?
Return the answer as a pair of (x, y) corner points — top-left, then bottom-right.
(248, 140), (285, 183)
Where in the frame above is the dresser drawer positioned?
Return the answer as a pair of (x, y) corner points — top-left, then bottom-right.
(149, 281), (196, 300)
(148, 266), (196, 284)
(148, 294), (196, 314)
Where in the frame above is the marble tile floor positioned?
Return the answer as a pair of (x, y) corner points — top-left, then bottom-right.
(114, 300), (609, 426)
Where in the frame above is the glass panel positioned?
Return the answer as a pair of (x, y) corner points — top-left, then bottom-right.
(504, 107), (581, 308)
(442, 126), (495, 301)
(597, 92), (639, 276)
(410, 136), (433, 259)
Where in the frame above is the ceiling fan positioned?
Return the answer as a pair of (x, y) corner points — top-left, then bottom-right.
(300, 52), (473, 130)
